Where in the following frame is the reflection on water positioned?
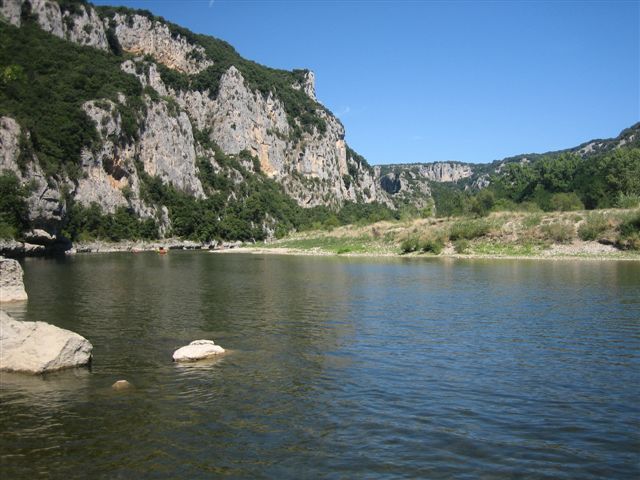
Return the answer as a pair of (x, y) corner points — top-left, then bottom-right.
(1, 253), (639, 479)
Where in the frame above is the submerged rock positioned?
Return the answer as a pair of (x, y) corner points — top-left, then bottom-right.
(172, 339), (225, 362)
(0, 310), (93, 374)
(0, 257), (28, 302)
(112, 379), (133, 390)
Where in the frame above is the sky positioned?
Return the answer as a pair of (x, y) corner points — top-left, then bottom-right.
(93, 0), (640, 165)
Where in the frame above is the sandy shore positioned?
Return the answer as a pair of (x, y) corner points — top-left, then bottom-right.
(211, 242), (640, 261)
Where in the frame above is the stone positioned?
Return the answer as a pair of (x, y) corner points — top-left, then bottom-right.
(172, 339), (225, 362)
(0, 310), (93, 374)
(112, 12), (211, 74)
(112, 379), (133, 390)
(23, 229), (57, 245)
(0, 257), (28, 302)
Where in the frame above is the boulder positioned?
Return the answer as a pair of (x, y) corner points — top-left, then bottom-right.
(0, 310), (93, 374)
(172, 339), (225, 362)
(0, 257), (28, 302)
(23, 228), (57, 246)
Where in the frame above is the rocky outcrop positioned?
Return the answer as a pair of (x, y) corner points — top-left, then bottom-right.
(0, 0), (108, 50)
(173, 339), (225, 362)
(0, 310), (93, 373)
(0, 116), (67, 238)
(112, 13), (211, 74)
(139, 100), (204, 198)
(292, 70), (317, 101)
(0, 257), (28, 302)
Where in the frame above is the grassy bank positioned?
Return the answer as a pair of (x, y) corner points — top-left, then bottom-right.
(243, 208), (640, 260)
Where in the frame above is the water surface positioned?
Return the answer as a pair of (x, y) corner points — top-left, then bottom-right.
(1, 253), (639, 478)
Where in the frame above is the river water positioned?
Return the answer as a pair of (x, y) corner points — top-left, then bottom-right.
(1, 252), (639, 479)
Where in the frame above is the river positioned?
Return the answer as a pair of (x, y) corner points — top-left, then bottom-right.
(1, 252), (639, 479)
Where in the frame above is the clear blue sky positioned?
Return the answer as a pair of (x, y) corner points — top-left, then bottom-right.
(94, 0), (639, 165)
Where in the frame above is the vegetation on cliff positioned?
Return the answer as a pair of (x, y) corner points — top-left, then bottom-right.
(430, 146), (640, 218)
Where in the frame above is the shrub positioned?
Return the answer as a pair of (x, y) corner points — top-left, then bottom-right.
(549, 192), (584, 211)
(540, 221), (574, 243)
(522, 214), (542, 228)
(449, 218), (492, 241)
(400, 236), (419, 253)
(419, 234), (445, 255)
(616, 210), (640, 250)
(616, 193), (640, 209)
(0, 171), (29, 237)
(578, 213), (609, 241)
(453, 239), (470, 254)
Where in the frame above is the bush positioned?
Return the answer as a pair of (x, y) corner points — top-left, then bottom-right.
(540, 221), (574, 243)
(549, 192), (584, 211)
(419, 234), (445, 254)
(449, 218), (492, 241)
(616, 211), (640, 250)
(578, 213), (609, 241)
(400, 236), (419, 254)
(0, 171), (29, 237)
(453, 239), (470, 253)
(616, 193), (640, 209)
(522, 214), (542, 228)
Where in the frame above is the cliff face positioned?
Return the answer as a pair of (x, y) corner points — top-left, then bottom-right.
(1, 0), (108, 50)
(0, 0), (392, 243)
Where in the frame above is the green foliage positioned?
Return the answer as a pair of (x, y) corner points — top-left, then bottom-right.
(419, 234), (445, 254)
(449, 218), (493, 241)
(453, 239), (470, 254)
(540, 221), (574, 243)
(616, 192), (640, 209)
(487, 148), (640, 212)
(548, 192), (584, 211)
(469, 189), (495, 217)
(0, 171), (29, 238)
(522, 213), (542, 228)
(574, 148), (640, 208)
(577, 213), (609, 241)
(64, 202), (158, 242)
(617, 211), (640, 250)
(400, 235), (419, 254)
(400, 232), (445, 254)
(0, 21), (143, 178)
(431, 183), (472, 217)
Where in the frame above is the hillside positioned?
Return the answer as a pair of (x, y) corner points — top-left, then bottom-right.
(376, 123), (640, 215)
(0, 0), (393, 248)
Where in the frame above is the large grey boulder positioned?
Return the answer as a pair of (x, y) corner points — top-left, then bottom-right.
(0, 310), (93, 374)
(172, 339), (225, 362)
(0, 257), (28, 302)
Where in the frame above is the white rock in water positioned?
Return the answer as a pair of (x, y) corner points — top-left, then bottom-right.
(0, 310), (93, 374)
(0, 257), (28, 302)
(112, 379), (133, 390)
(172, 339), (225, 362)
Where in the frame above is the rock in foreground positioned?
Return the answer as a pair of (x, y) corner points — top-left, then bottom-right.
(173, 339), (225, 362)
(0, 257), (28, 302)
(0, 311), (93, 374)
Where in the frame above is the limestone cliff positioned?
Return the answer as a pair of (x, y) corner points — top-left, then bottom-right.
(1, 0), (108, 50)
(0, 0), (392, 244)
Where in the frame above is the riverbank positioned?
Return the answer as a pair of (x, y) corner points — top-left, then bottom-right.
(221, 208), (640, 261)
(3, 209), (638, 260)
